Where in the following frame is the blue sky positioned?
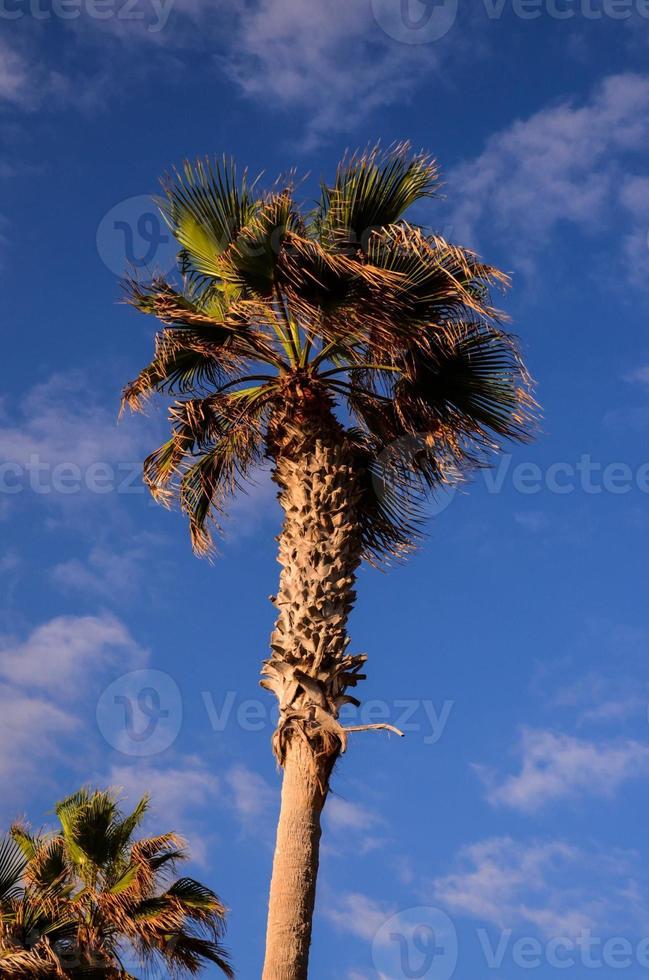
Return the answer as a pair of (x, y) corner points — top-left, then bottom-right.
(2, 1), (649, 977)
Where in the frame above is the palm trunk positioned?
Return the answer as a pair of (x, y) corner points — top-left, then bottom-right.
(262, 739), (327, 979)
(261, 440), (366, 980)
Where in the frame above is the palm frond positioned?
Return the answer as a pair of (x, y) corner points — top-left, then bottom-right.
(0, 837), (26, 903)
(158, 156), (259, 281)
(395, 321), (536, 451)
(315, 142), (438, 250)
(218, 189), (304, 296)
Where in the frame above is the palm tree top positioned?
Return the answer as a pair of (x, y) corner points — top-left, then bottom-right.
(2, 787), (233, 978)
(122, 142), (536, 560)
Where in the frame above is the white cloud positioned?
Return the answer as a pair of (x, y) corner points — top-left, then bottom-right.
(446, 73), (649, 284)
(553, 667), (648, 727)
(225, 764), (275, 821)
(0, 39), (106, 113)
(106, 756), (221, 864)
(323, 891), (394, 942)
(477, 728), (649, 812)
(0, 42), (31, 107)
(36, 0), (440, 146)
(222, 0), (433, 148)
(625, 363), (649, 386)
(0, 613), (145, 810)
(50, 535), (168, 600)
(433, 836), (648, 939)
(0, 371), (276, 540)
(323, 795), (387, 856)
(0, 551), (19, 574)
(0, 612), (143, 693)
(513, 510), (548, 532)
(0, 371), (158, 518)
(577, 696), (646, 725)
(0, 683), (80, 792)
(1, 371), (145, 468)
(326, 796), (379, 833)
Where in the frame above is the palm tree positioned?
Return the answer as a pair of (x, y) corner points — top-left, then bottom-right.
(0, 787), (233, 978)
(121, 143), (536, 978)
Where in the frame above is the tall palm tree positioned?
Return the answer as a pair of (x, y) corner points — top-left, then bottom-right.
(0, 787), (233, 978)
(121, 143), (536, 978)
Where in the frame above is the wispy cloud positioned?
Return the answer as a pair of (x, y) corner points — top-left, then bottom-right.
(476, 728), (649, 812)
(0, 38), (107, 113)
(0, 42), (31, 107)
(0, 371), (159, 522)
(625, 363), (649, 387)
(323, 891), (395, 942)
(446, 73), (649, 285)
(50, 535), (169, 602)
(513, 510), (548, 533)
(1, 371), (147, 469)
(0, 612), (143, 693)
(106, 756), (221, 864)
(0, 613), (146, 809)
(323, 795), (387, 856)
(225, 764), (276, 823)
(432, 836), (649, 938)
(222, 0), (434, 148)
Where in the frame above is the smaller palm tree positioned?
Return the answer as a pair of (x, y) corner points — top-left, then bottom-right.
(0, 787), (233, 978)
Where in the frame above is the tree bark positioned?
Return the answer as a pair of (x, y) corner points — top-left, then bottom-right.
(261, 440), (366, 979)
(261, 739), (327, 980)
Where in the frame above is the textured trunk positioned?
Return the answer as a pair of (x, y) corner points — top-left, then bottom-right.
(261, 440), (366, 979)
(262, 740), (327, 980)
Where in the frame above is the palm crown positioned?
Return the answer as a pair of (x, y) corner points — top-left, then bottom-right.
(0, 788), (232, 978)
(123, 143), (535, 560)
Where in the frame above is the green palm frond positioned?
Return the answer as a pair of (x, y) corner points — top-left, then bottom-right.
(165, 878), (226, 915)
(179, 401), (268, 556)
(0, 837), (26, 902)
(1, 788), (232, 978)
(15, 833), (68, 893)
(157, 931), (234, 978)
(218, 189), (303, 296)
(315, 142), (439, 250)
(158, 156), (259, 281)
